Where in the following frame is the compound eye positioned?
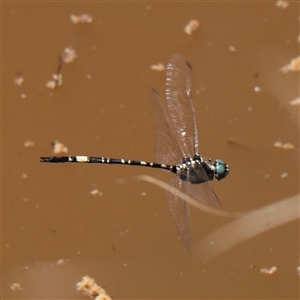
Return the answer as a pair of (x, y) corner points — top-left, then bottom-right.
(214, 159), (229, 180)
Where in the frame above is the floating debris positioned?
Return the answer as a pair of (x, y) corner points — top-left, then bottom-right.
(274, 141), (295, 150)
(280, 172), (288, 179)
(70, 14), (93, 24)
(52, 140), (69, 155)
(52, 73), (63, 86)
(46, 80), (56, 89)
(150, 62), (165, 71)
(290, 97), (300, 106)
(90, 189), (103, 197)
(77, 275), (112, 300)
(14, 76), (24, 87)
(281, 56), (300, 73)
(276, 0), (289, 9)
(10, 283), (23, 291)
(20, 93), (27, 99)
(260, 266), (278, 274)
(254, 86), (262, 93)
(46, 56), (63, 89)
(21, 173), (28, 179)
(24, 140), (35, 147)
(62, 47), (77, 64)
(56, 258), (66, 265)
(228, 45), (237, 52)
(46, 72), (63, 89)
(184, 19), (200, 35)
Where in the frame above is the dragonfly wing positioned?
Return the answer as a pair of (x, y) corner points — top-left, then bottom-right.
(151, 88), (184, 165)
(185, 180), (222, 208)
(165, 53), (199, 158)
(167, 176), (192, 253)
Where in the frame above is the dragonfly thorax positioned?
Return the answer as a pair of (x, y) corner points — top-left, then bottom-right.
(175, 155), (229, 184)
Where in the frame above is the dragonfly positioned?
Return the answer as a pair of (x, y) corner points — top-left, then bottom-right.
(40, 53), (229, 253)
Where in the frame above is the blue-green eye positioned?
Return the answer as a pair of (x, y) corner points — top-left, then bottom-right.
(214, 159), (229, 180)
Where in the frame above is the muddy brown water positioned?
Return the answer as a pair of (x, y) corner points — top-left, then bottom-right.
(2, 2), (299, 299)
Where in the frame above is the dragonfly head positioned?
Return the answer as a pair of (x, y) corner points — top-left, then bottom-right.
(213, 159), (229, 181)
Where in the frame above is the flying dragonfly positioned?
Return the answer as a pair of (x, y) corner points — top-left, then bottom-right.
(40, 53), (229, 253)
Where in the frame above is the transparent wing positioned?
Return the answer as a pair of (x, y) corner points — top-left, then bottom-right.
(167, 167), (221, 253)
(165, 53), (199, 158)
(151, 88), (184, 164)
(167, 176), (192, 253)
